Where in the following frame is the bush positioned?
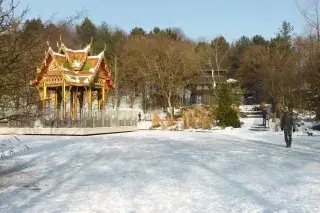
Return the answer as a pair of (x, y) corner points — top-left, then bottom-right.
(152, 112), (160, 128)
(260, 103), (266, 109)
(223, 109), (241, 128)
(182, 110), (191, 129)
(202, 117), (213, 129)
(216, 83), (241, 128)
(166, 117), (174, 127)
(182, 105), (216, 129)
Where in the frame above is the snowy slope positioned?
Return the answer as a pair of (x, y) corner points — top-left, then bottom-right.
(0, 130), (319, 213)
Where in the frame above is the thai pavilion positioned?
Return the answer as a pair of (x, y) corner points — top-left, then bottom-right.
(31, 39), (114, 122)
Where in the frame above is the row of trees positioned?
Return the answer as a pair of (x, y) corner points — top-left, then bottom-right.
(1, 0), (320, 119)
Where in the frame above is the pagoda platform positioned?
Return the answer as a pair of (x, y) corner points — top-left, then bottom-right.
(0, 126), (137, 136)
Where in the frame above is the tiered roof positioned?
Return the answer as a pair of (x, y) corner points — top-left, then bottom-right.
(31, 40), (114, 89)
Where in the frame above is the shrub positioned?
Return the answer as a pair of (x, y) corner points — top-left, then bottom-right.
(225, 109), (241, 128)
(260, 103), (266, 109)
(152, 112), (160, 128)
(182, 109), (193, 129)
(182, 110), (189, 128)
(182, 105), (216, 129)
(202, 117), (212, 129)
(166, 116), (174, 127)
(216, 83), (241, 128)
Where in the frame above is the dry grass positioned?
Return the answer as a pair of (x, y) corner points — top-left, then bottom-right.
(166, 116), (174, 127)
(182, 110), (192, 129)
(152, 112), (160, 127)
(182, 105), (216, 129)
(260, 103), (266, 109)
(202, 117), (212, 129)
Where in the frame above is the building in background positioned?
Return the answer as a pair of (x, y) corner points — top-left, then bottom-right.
(183, 64), (228, 106)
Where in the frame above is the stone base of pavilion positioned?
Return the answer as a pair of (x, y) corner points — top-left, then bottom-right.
(0, 126), (137, 136)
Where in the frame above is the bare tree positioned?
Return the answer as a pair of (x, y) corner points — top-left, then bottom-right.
(122, 36), (199, 118)
(295, 35), (320, 118)
(196, 36), (230, 91)
(239, 42), (299, 107)
(296, 0), (320, 42)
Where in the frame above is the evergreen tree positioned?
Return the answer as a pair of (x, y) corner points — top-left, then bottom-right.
(270, 21), (294, 51)
(23, 18), (44, 33)
(129, 27), (146, 37)
(216, 83), (241, 128)
(93, 22), (113, 54)
(252, 35), (267, 45)
(75, 17), (97, 46)
(229, 35), (252, 76)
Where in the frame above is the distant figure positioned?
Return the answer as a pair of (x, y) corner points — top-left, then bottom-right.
(262, 107), (267, 127)
(280, 107), (296, 148)
(138, 112), (141, 122)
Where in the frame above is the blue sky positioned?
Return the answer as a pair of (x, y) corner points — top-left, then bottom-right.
(19, 0), (307, 42)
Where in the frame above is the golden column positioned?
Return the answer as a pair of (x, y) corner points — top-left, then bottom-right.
(87, 87), (92, 119)
(97, 90), (101, 119)
(79, 90), (84, 119)
(74, 90), (78, 120)
(101, 82), (106, 125)
(70, 89), (74, 119)
(42, 82), (47, 118)
(55, 88), (58, 120)
(102, 81), (106, 114)
(62, 80), (66, 119)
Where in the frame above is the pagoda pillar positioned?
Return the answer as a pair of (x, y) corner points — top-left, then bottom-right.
(101, 84), (107, 126)
(79, 90), (84, 119)
(42, 82), (47, 119)
(62, 80), (66, 119)
(102, 82), (106, 115)
(70, 89), (74, 120)
(74, 90), (78, 119)
(97, 90), (102, 119)
(56, 88), (62, 120)
(55, 88), (58, 120)
(87, 87), (92, 119)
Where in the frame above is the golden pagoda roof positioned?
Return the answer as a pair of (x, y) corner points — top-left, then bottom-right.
(32, 41), (114, 89)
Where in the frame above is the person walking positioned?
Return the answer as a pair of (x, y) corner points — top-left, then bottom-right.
(280, 107), (296, 148)
(262, 107), (267, 127)
(138, 112), (142, 122)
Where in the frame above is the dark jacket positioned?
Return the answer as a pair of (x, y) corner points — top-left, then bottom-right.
(281, 112), (295, 131)
(262, 109), (267, 118)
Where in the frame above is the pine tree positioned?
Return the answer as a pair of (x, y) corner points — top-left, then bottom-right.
(216, 83), (241, 128)
(75, 17), (97, 46)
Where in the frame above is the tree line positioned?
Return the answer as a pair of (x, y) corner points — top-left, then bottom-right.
(1, 0), (320, 120)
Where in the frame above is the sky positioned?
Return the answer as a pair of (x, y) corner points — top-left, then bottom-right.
(18, 0), (308, 42)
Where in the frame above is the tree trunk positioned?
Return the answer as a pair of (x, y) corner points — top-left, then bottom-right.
(167, 92), (173, 120)
(129, 93), (134, 108)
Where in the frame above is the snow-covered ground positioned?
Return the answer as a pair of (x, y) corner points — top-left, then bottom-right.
(1, 127), (320, 212)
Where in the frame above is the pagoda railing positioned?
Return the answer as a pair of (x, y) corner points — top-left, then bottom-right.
(5, 109), (138, 128)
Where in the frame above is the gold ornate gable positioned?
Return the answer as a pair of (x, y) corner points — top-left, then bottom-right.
(31, 41), (114, 90)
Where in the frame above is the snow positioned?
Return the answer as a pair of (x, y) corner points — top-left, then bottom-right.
(138, 117), (264, 131)
(138, 121), (152, 130)
(1, 128), (320, 212)
(53, 52), (65, 57)
(239, 105), (260, 111)
(87, 54), (103, 59)
(227, 78), (238, 83)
